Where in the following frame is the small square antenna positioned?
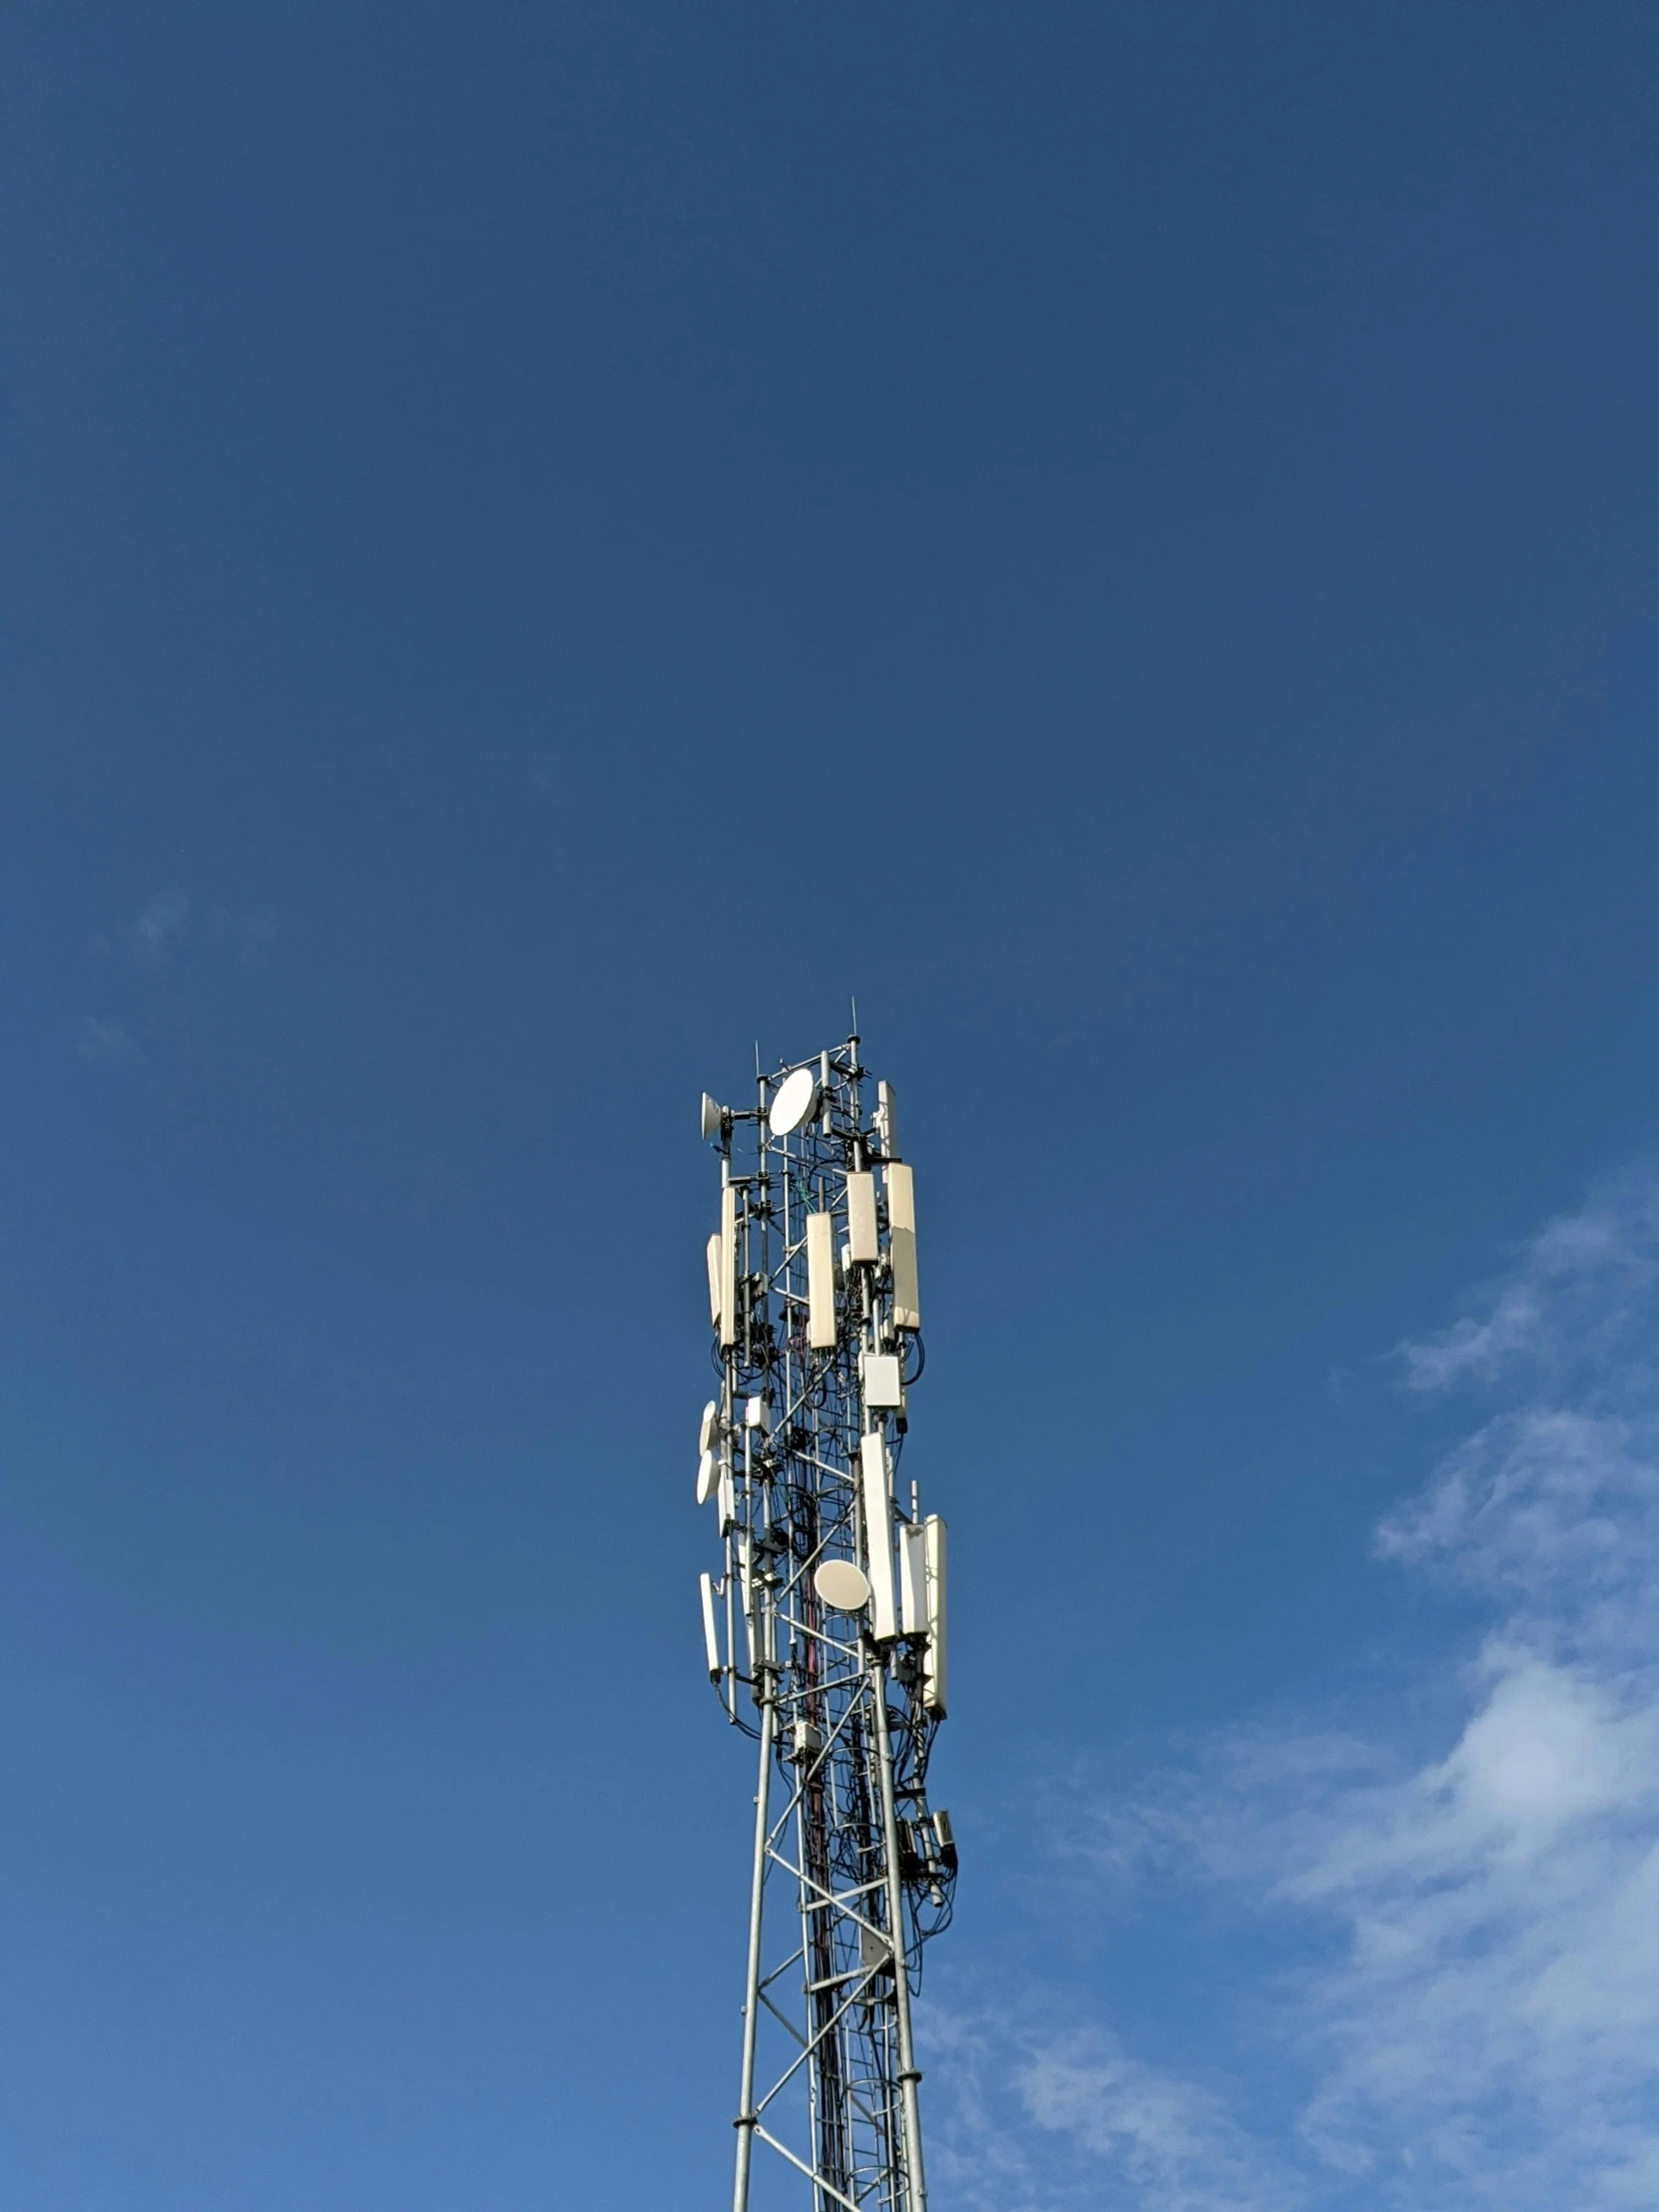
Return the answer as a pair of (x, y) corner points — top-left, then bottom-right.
(861, 1352), (903, 1410)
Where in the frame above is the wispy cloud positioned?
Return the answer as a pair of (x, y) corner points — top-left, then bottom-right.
(207, 900), (279, 961)
(99, 888), (279, 969)
(1398, 1173), (1659, 1394)
(947, 1168), (1659, 2210)
(125, 886), (193, 961)
(73, 890), (280, 1080)
(925, 2002), (1292, 2212)
(74, 1017), (145, 1070)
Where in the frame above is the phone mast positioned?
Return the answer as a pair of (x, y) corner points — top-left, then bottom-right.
(692, 1036), (956, 2212)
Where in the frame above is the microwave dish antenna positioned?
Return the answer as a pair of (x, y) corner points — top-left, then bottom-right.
(767, 1063), (821, 1136)
(813, 1558), (872, 1612)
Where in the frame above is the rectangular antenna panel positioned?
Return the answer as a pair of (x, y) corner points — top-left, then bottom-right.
(898, 1520), (926, 1636)
(738, 1534), (756, 1670)
(846, 1171), (879, 1265)
(861, 1351), (904, 1410)
(719, 1185), (739, 1349)
(705, 1233), (722, 1329)
(923, 1514), (947, 1715)
(887, 1163), (920, 1332)
(806, 1211), (836, 1349)
(699, 1571), (722, 1680)
(876, 1079), (898, 1159)
(859, 1430), (897, 1640)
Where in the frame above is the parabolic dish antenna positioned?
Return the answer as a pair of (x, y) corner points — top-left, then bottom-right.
(814, 1559), (871, 1612)
(769, 1065), (820, 1137)
(698, 1399), (720, 1454)
(696, 1448), (720, 1506)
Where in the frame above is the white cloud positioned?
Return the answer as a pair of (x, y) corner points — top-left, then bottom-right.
(945, 1169), (1659, 2210)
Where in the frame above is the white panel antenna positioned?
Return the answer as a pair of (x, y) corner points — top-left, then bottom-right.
(887, 1162), (920, 1332)
(719, 1184), (738, 1351)
(806, 1211), (836, 1350)
(700, 1571), (723, 1680)
(845, 1170), (879, 1265)
(923, 1515), (948, 1717)
(898, 1520), (926, 1637)
(859, 1429), (897, 1644)
(875, 1078), (898, 1158)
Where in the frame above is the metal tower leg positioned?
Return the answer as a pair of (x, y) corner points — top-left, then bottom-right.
(733, 1684), (775, 2212)
(871, 1659), (928, 2212)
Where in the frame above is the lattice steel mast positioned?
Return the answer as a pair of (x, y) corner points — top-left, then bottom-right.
(692, 1034), (956, 2212)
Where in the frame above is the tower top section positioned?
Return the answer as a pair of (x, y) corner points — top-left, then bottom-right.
(691, 1029), (951, 2212)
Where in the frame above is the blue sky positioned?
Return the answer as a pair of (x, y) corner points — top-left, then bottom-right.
(3, 4), (1659, 2206)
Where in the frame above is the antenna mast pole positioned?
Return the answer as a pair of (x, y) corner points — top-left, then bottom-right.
(693, 1037), (956, 2212)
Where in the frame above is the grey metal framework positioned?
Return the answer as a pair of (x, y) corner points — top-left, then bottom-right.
(693, 1034), (956, 2212)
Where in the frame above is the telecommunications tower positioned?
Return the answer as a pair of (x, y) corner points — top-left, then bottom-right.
(692, 1032), (956, 2212)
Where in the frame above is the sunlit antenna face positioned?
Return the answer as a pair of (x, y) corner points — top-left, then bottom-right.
(814, 1558), (871, 1612)
(767, 1063), (820, 1136)
(695, 1448), (720, 1506)
(690, 1033), (952, 2212)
